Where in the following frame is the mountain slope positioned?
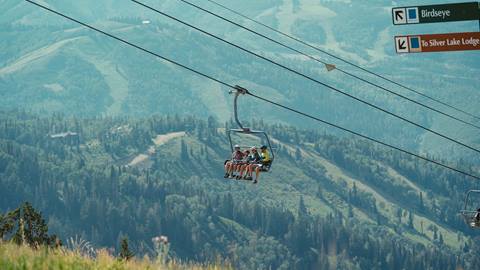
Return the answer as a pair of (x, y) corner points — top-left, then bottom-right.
(0, 112), (479, 269)
(1, 0), (479, 159)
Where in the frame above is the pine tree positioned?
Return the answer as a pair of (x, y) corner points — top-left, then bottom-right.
(119, 237), (134, 261)
(298, 196), (308, 217)
(419, 192), (424, 211)
(408, 211), (414, 229)
(180, 140), (189, 160)
(348, 204), (354, 218)
(396, 207), (403, 223)
(0, 202), (57, 248)
(295, 148), (302, 161)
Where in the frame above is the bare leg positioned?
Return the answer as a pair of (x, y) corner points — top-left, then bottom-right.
(224, 162), (230, 173)
(245, 165), (254, 180)
(255, 166), (261, 182)
(236, 164), (242, 175)
(231, 164), (236, 175)
(239, 164), (246, 177)
(228, 163), (236, 176)
(247, 165), (253, 176)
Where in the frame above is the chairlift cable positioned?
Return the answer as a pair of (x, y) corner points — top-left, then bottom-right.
(205, 0), (480, 122)
(130, 0), (480, 155)
(25, 0), (480, 181)
(178, 0), (480, 131)
(248, 91), (480, 181)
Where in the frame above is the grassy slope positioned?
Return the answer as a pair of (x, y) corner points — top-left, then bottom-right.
(0, 242), (229, 270)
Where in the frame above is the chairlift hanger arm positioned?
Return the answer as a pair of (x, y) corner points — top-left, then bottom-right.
(231, 85), (249, 131)
(463, 190), (480, 211)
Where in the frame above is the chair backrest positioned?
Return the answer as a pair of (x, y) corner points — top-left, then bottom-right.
(227, 129), (275, 172)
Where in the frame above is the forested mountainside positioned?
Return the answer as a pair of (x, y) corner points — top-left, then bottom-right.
(1, 111), (479, 269)
(1, 0), (479, 159)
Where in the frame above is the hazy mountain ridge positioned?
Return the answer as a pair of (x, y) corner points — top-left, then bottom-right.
(1, 0), (479, 160)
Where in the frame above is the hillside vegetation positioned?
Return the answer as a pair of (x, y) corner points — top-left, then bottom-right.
(1, 111), (480, 269)
(0, 242), (227, 270)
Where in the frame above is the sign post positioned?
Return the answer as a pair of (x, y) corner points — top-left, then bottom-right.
(392, 2), (480, 25)
(395, 32), (480, 53)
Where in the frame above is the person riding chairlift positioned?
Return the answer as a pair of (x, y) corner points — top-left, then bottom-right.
(224, 145), (244, 178)
(235, 149), (251, 180)
(473, 208), (480, 227)
(251, 145), (271, 184)
(260, 145), (271, 167)
(242, 147), (261, 181)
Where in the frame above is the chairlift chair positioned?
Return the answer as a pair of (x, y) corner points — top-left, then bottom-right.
(226, 85), (275, 172)
(460, 190), (480, 228)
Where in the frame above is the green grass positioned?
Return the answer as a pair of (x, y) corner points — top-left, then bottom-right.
(0, 242), (230, 270)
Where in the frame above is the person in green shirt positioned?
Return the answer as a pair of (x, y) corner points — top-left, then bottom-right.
(243, 147), (261, 181)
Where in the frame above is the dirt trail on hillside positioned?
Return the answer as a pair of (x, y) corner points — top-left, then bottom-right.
(0, 37), (83, 75)
(128, 132), (185, 167)
(85, 58), (129, 116)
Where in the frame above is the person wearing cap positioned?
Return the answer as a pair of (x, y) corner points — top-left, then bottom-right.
(252, 145), (271, 184)
(242, 146), (261, 181)
(259, 145), (271, 164)
(224, 145), (245, 178)
(236, 149), (251, 180)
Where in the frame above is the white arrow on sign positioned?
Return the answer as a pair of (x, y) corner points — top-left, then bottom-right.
(395, 36), (409, 53)
(392, 8), (407, 24)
